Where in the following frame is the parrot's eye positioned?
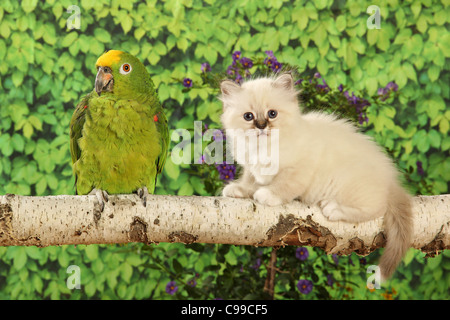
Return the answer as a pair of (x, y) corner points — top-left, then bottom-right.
(120, 63), (132, 75)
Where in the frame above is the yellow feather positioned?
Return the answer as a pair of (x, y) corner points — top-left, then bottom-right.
(95, 50), (123, 68)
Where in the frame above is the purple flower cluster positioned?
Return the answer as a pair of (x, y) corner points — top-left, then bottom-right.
(226, 51), (254, 84)
(216, 164), (236, 181)
(264, 50), (282, 73)
(313, 73), (329, 92)
(343, 90), (370, 124)
(297, 279), (313, 294)
(377, 81), (398, 101)
(295, 247), (309, 261)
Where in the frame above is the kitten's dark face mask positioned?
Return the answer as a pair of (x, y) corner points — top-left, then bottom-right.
(254, 119), (268, 129)
(243, 110), (278, 135)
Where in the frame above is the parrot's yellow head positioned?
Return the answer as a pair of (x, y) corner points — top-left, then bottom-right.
(94, 50), (154, 99)
(95, 50), (122, 69)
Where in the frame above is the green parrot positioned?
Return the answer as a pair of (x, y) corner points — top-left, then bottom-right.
(70, 50), (169, 210)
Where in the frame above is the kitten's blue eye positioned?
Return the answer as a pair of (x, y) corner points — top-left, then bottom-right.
(243, 112), (254, 121)
(268, 110), (278, 119)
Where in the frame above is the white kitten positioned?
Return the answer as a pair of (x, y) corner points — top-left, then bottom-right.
(219, 73), (413, 281)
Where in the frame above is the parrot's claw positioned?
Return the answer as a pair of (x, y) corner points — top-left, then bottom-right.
(90, 188), (109, 212)
(137, 187), (149, 207)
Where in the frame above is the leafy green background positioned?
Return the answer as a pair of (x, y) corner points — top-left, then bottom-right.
(0, 0), (448, 299)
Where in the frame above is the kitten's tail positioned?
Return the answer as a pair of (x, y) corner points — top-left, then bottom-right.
(379, 183), (414, 281)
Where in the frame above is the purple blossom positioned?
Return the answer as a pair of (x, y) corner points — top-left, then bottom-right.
(216, 164), (236, 181)
(314, 72), (321, 78)
(377, 87), (388, 96)
(378, 82), (398, 101)
(187, 279), (197, 287)
(235, 73), (243, 84)
(212, 129), (225, 141)
(264, 57), (276, 67)
(416, 161), (425, 176)
(326, 274), (334, 287)
(316, 79), (329, 92)
(264, 51), (279, 69)
(358, 113), (369, 125)
(183, 78), (193, 88)
(295, 79), (303, 85)
(295, 247), (309, 261)
(232, 51), (241, 61)
(338, 84), (343, 92)
(332, 254), (339, 265)
(197, 155), (206, 164)
(251, 258), (262, 270)
(386, 81), (398, 92)
(343, 91), (370, 124)
(271, 61), (282, 73)
(377, 87), (389, 101)
(297, 279), (313, 294)
(265, 50), (275, 58)
(165, 281), (178, 295)
(240, 57), (253, 69)
(349, 92), (359, 105)
(201, 62), (211, 73)
(227, 65), (236, 76)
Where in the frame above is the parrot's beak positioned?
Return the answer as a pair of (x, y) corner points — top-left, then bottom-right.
(95, 67), (114, 96)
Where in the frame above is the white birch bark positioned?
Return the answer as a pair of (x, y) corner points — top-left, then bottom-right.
(0, 193), (449, 256)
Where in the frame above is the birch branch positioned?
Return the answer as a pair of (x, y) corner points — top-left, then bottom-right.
(0, 193), (449, 256)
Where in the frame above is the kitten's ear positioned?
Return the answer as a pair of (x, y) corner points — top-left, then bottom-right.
(220, 79), (241, 97)
(272, 72), (294, 91)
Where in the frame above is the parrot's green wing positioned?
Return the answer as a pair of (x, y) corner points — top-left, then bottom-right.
(70, 93), (92, 164)
(154, 107), (169, 177)
(69, 92), (92, 193)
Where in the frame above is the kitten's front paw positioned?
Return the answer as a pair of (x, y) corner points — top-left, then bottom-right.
(222, 183), (246, 198)
(253, 187), (284, 206)
(319, 200), (346, 221)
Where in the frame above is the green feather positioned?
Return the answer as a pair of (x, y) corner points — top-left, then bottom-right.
(70, 51), (169, 195)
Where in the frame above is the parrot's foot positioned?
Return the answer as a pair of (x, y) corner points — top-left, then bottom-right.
(137, 187), (149, 207)
(89, 188), (109, 212)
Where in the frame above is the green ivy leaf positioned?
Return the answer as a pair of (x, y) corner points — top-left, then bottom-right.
(335, 15), (346, 32)
(120, 262), (133, 283)
(21, 0), (38, 13)
(427, 65), (440, 82)
(439, 118), (449, 135)
(94, 28), (112, 43)
(428, 129), (441, 148)
(13, 247), (28, 270)
(121, 15), (133, 34)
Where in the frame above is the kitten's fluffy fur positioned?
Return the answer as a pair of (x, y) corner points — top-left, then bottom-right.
(219, 73), (413, 280)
